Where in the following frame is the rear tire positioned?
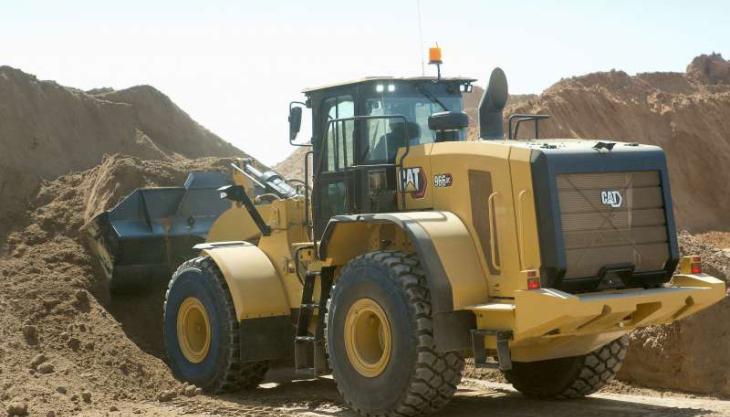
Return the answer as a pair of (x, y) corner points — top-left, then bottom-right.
(325, 251), (464, 417)
(164, 256), (268, 392)
(504, 335), (629, 399)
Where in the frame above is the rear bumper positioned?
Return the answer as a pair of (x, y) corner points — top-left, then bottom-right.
(470, 274), (725, 362)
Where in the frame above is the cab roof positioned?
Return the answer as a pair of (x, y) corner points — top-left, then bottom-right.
(302, 76), (477, 94)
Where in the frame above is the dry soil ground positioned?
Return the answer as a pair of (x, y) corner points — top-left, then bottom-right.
(65, 370), (730, 417)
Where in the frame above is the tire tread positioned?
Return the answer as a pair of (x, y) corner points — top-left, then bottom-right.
(505, 335), (629, 399)
(326, 250), (464, 417)
(164, 256), (268, 393)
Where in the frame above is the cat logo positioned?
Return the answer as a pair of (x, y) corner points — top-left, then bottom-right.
(601, 190), (623, 208)
(400, 167), (427, 199)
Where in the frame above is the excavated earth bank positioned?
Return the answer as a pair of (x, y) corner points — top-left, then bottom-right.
(0, 65), (243, 246)
(0, 155), (235, 416)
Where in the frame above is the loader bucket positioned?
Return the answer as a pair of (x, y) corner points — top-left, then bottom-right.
(85, 171), (231, 292)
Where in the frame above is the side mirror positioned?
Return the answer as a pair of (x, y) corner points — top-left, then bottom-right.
(289, 106), (302, 142)
(428, 111), (469, 131)
(428, 111), (469, 142)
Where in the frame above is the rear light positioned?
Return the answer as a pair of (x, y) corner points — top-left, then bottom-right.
(679, 255), (702, 274)
(525, 269), (541, 290)
(691, 256), (702, 274)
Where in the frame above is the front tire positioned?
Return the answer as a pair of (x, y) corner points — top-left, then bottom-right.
(325, 251), (464, 417)
(163, 257), (268, 392)
(504, 335), (629, 399)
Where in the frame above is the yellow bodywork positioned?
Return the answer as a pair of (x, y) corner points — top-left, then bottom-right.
(202, 160), (311, 320)
(399, 141), (542, 297)
(200, 242), (290, 320)
(201, 194), (309, 320)
(322, 211), (488, 310)
(200, 140), (726, 363)
(471, 273), (724, 361)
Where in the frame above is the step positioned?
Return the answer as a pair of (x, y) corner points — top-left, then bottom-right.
(295, 335), (317, 343)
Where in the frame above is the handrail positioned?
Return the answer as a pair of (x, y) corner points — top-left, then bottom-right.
(317, 114), (411, 206)
(487, 191), (501, 272)
(309, 114), (412, 258)
(304, 150), (314, 242)
(508, 114), (550, 140)
(517, 189), (528, 270)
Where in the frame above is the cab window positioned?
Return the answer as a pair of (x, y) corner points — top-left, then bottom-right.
(363, 93), (462, 163)
(322, 96), (354, 172)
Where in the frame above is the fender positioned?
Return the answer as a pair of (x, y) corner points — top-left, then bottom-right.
(319, 211), (489, 352)
(206, 205), (272, 243)
(195, 241), (290, 320)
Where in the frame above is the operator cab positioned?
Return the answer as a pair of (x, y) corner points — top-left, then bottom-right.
(290, 77), (474, 236)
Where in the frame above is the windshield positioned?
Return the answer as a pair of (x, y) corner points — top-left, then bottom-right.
(363, 88), (463, 163)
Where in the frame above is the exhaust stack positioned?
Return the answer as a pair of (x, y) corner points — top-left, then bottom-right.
(479, 68), (509, 140)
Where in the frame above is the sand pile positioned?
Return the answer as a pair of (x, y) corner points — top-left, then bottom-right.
(619, 232), (730, 396)
(686, 53), (730, 85)
(694, 232), (730, 250)
(0, 67), (249, 415)
(274, 147), (310, 182)
(0, 66), (244, 245)
(507, 53), (730, 232)
(0, 155), (233, 416)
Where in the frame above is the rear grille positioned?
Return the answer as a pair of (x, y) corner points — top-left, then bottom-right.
(557, 171), (669, 280)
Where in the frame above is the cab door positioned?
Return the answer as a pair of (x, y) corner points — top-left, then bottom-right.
(313, 95), (355, 237)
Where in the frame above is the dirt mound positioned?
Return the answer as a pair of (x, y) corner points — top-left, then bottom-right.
(0, 67), (250, 415)
(98, 86), (240, 159)
(508, 54), (730, 232)
(694, 231), (730, 250)
(618, 232), (730, 396)
(0, 155), (231, 416)
(274, 147), (310, 182)
(687, 53), (730, 85)
(0, 66), (245, 245)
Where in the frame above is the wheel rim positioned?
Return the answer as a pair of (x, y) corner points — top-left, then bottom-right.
(344, 298), (392, 378)
(177, 297), (211, 363)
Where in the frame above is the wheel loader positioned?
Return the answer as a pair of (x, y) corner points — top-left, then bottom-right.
(106, 61), (725, 416)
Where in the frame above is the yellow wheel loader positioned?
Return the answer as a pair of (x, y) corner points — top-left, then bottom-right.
(160, 67), (725, 416)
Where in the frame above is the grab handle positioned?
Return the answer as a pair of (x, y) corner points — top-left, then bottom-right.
(517, 190), (528, 270)
(487, 192), (501, 272)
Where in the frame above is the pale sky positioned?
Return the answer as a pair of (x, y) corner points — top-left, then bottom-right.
(2, 0), (728, 165)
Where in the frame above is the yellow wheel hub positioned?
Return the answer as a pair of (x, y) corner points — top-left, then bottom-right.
(177, 297), (211, 363)
(344, 298), (392, 378)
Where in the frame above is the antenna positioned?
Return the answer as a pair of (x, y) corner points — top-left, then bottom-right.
(416, 0), (425, 76)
